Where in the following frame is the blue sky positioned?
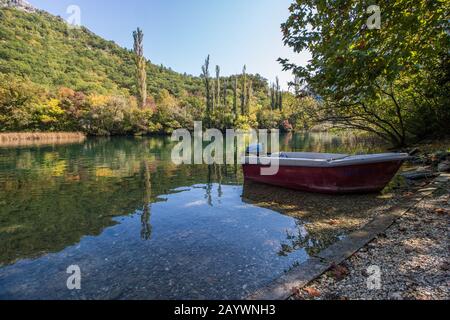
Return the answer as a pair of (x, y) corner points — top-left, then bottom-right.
(28, 0), (310, 89)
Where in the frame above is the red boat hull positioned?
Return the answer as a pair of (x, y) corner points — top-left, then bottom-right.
(242, 161), (404, 194)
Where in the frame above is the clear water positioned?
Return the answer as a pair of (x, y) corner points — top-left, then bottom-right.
(0, 133), (383, 299)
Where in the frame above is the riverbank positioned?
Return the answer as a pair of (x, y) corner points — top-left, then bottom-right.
(247, 142), (449, 300)
(0, 132), (86, 147)
(292, 174), (449, 300)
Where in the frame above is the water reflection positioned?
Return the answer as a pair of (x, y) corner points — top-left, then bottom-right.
(0, 184), (309, 299)
(0, 133), (388, 299)
(278, 131), (386, 154)
(0, 137), (245, 266)
(140, 160), (152, 241)
(242, 179), (397, 257)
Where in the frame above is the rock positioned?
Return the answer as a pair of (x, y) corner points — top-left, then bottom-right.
(390, 292), (404, 300)
(368, 242), (377, 248)
(0, 0), (36, 12)
(401, 171), (439, 180)
(416, 166), (432, 171)
(437, 161), (450, 172)
(439, 262), (450, 271)
(434, 151), (449, 161)
(404, 245), (415, 254)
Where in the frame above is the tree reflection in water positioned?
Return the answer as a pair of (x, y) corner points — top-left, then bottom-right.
(203, 164), (228, 206)
(0, 133), (383, 265)
(215, 164), (223, 199)
(277, 220), (342, 257)
(140, 160), (152, 240)
(205, 165), (213, 206)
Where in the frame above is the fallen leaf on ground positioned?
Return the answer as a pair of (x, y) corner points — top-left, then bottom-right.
(303, 287), (321, 297)
(329, 264), (349, 281)
(434, 208), (448, 214)
(328, 219), (340, 225)
(291, 287), (301, 296)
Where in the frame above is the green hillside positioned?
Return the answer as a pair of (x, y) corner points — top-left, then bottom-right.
(0, 7), (202, 97)
(0, 5), (313, 135)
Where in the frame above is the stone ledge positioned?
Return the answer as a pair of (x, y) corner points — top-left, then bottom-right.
(248, 257), (330, 300)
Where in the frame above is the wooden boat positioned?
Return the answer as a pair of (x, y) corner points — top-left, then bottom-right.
(243, 148), (409, 194)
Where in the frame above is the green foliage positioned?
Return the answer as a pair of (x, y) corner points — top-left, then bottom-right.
(0, 8), (203, 98)
(0, 7), (320, 135)
(234, 114), (258, 131)
(280, 0), (449, 146)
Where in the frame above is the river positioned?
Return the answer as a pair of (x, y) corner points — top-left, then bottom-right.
(0, 132), (386, 299)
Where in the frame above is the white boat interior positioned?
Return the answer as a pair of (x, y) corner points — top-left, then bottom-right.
(244, 152), (409, 168)
(272, 152), (350, 160)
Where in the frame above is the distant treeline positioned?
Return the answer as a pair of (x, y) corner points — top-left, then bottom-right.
(0, 7), (317, 136)
(2, 3), (446, 147)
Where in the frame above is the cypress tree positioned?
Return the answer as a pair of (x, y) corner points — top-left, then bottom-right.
(222, 78), (228, 110)
(245, 80), (252, 115)
(233, 76), (238, 119)
(215, 65), (221, 110)
(133, 28), (147, 109)
(212, 81), (216, 112)
(240, 65), (247, 116)
(201, 55), (212, 126)
(279, 90), (283, 111)
(270, 83), (276, 110)
(275, 77), (281, 110)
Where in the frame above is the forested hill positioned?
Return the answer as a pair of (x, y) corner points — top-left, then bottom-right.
(0, 3), (312, 136)
(0, 5), (203, 97)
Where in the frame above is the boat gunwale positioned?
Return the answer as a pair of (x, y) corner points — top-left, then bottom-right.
(244, 152), (410, 168)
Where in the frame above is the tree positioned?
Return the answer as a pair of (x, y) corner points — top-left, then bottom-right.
(270, 83), (276, 110)
(279, 0), (449, 146)
(289, 76), (302, 97)
(275, 77), (281, 111)
(240, 65), (247, 116)
(222, 78), (228, 110)
(278, 90), (283, 112)
(201, 55), (212, 126)
(133, 28), (147, 109)
(232, 76), (238, 119)
(212, 78), (216, 112)
(215, 65), (221, 110)
(245, 79), (252, 115)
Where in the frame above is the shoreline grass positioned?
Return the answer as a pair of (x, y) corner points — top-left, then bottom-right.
(0, 132), (86, 147)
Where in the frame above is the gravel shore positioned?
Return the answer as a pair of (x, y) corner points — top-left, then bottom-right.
(293, 175), (449, 300)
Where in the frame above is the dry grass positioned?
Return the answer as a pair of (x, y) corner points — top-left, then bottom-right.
(0, 132), (86, 147)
